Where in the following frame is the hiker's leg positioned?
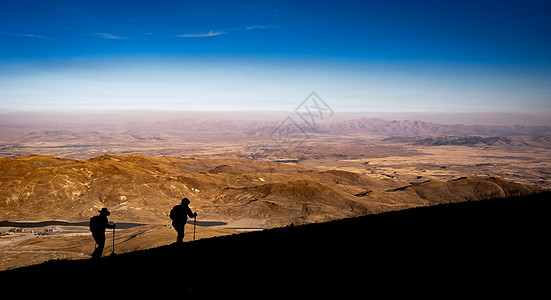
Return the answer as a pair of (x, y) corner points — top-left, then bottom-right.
(175, 224), (185, 243)
(92, 233), (105, 259)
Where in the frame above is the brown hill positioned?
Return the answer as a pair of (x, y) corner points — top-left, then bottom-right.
(389, 177), (539, 202)
(1, 154), (541, 226)
(0, 154), (389, 226)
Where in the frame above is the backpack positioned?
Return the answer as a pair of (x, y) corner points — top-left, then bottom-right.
(89, 216), (100, 232)
(169, 206), (178, 221)
(170, 205), (187, 222)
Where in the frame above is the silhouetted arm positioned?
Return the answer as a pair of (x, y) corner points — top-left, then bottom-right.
(185, 206), (197, 218)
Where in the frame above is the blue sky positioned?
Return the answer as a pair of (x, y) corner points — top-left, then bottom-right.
(1, 0), (550, 119)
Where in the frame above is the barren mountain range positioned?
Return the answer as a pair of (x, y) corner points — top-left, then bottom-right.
(316, 118), (551, 136)
(1, 116), (549, 270)
(0, 154), (540, 224)
(2, 117), (551, 136)
(105, 117), (551, 136)
(1, 118), (550, 185)
(2, 117), (550, 159)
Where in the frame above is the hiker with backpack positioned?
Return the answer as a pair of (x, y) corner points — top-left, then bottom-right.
(90, 208), (116, 260)
(170, 198), (197, 243)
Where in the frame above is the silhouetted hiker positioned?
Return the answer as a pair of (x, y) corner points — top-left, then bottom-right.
(89, 208), (116, 259)
(170, 198), (197, 243)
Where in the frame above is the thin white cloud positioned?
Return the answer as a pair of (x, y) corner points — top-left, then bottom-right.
(176, 30), (225, 38)
(173, 26), (274, 38)
(95, 33), (123, 39)
(0, 30), (56, 40)
(246, 25), (277, 30)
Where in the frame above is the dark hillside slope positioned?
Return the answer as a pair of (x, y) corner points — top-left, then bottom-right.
(3, 192), (549, 296)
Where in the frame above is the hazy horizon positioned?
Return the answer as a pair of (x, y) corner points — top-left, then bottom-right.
(1, 109), (550, 127)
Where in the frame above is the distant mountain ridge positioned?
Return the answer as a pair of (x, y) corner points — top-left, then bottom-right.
(2, 117), (550, 136)
(315, 118), (551, 136)
(383, 135), (551, 147)
(127, 117), (551, 136)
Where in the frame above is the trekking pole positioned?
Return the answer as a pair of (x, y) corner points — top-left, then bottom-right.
(111, 226), (115, 256)
(193, 216), (197, 241)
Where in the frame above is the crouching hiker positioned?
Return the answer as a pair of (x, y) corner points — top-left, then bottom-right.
(89, 208), (116, 260)
(170, 198), (197, 243)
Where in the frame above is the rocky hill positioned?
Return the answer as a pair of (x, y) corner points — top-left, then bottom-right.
(1, 154), (540, 227)
(3, 191), (548, 297)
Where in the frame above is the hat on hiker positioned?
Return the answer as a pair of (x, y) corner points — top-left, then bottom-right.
(98, 208), (111, 216)
(181, 198), (190, 205)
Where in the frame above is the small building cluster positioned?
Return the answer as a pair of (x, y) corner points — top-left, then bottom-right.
(0, 227), (57, 236)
